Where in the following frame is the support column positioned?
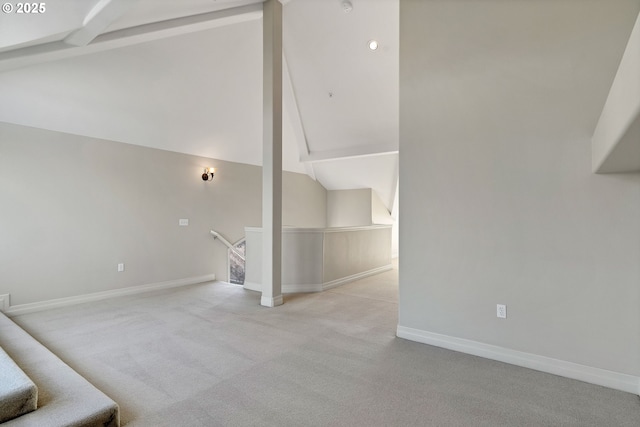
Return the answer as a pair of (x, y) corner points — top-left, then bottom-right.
(261, 0), (283, 307)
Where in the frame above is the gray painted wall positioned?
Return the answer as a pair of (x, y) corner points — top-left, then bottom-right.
(399, 0), (640, 376)
(244, 226), (391, 290)
(0, 122), (326, 305)
(323, 227), (392, 283)
(327, 189), (372, 227)
(327, 188), (394, 227)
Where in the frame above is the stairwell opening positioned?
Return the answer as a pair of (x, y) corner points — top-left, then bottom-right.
(228, 239), (246, 285)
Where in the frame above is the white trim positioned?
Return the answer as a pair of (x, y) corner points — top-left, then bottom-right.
(247, 281), (321, 293)
(250, 283), (322, 293)
(64, 0), (135, 47)
(0, 294), (9, 313)
(300, 143), (399, 163)
(4, 274), (216, 317)
(0, 4), (263, 72)
(245, 265), (393, 294)
(260, 295), (283, 307)
(283, 53), (313, 180)
(396, 325), (640, 396)
(322, 264), (393, 291)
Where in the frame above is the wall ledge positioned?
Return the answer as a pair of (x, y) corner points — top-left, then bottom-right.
(397, 325), (640, 396)
(3, 274), (216, 317)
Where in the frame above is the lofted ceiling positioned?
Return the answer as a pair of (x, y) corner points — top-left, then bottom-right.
(2, 0), (635, 215)
(0, 0), (399, 210)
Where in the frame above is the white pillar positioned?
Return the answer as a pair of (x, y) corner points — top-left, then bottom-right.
(261, 0), (283, 307)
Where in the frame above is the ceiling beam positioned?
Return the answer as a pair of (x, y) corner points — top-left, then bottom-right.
(283, 53), (316, 180)
(300, 142), (398, 163)
(64, 0), (138, 47)
(592, 11), (640, 174)
(0, 3), (263, 72)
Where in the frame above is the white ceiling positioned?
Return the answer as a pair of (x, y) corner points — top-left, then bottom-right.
(284, 0), (398, 153)
(1, 0), (637, 214)
(103, 0), (264, 33)
(0, 0), (95, 51)
(0, 21), (266, 164)
(0, 0), (400, 210)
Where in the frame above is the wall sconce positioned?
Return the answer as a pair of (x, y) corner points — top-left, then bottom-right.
(202, 167), (215, 181)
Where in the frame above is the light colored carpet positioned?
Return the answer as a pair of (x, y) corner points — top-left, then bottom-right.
(0, 346), (37, 423)
(12, 265), (640, 426)
(0, 312), (119, 427)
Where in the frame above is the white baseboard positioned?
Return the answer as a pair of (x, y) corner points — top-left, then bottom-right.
(322, 264), (393, 291)
(0, 294), (9, 313)
(245, 264), (394, 294)
(397, 325), (640, 395)
(244, 281), (321, 293)
(4, 274), (216, 317)
(260, 295), (283, 307)
(245, 282), (322, 293)
(243, 281), (261, 292)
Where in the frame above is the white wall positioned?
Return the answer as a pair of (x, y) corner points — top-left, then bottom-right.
(371, 189), (394, 226)
(327, 188), (394, 227)
(0, 122), (326, 306)
(327, 189), (372, 227)
(399, 0), (640, 384)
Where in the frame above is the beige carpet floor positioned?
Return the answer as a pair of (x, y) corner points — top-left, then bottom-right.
(12, 265), (640, 426)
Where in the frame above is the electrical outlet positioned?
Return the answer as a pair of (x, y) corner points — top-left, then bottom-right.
(179, 219), (189, 226)
(117, 263), (125, 272)
(497, 304), (507, 319)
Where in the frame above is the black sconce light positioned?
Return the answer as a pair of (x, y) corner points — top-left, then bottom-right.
(202, 167), (215, 181)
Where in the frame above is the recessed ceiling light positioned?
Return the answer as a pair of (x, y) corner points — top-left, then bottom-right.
(368, 40), (379, 51)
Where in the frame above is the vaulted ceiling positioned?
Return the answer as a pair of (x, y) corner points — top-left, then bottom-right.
(3, 0), (637, 215)
(0, 0), (399, 210)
